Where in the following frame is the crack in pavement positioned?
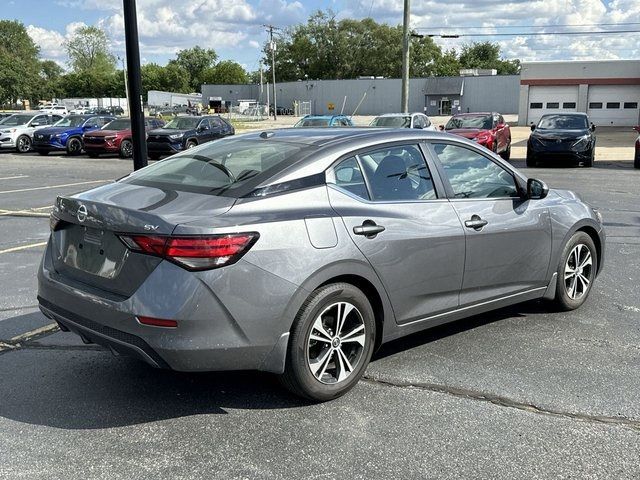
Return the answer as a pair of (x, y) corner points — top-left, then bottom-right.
(0, 304), (39, 312)
(0, 324), (60, 353)
(362, 375), (640, 432)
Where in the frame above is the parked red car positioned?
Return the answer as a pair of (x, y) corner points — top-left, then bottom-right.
(634, 126), (640, 169)
(83, 117), (165, 158)
(443, 112), (512, 160)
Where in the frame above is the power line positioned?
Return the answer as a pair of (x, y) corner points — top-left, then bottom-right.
(427, 29), (640, 38)
(415, 21), (640, 31)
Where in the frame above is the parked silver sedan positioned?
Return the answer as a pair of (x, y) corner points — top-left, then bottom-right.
(38, 128), (604, 401)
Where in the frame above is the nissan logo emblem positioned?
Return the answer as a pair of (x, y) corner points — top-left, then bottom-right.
(77, 205), (88, 223)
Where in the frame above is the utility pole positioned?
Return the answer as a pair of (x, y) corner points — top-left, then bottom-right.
(264, 24), (279, 120)
(400, 0), (411, 113)
(118, 55), (130, 112)
(123, 0), (147, 170)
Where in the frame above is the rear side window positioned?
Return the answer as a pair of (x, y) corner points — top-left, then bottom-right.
(357, 144), (436, 201)
(333, 157), (369, 200)
(122, 138), (309, 197)
(431, 143), (519, 199)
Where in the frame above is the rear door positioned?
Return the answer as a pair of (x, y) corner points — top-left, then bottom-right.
(328, 143), (465, 324)
(427, 141), (552, 306)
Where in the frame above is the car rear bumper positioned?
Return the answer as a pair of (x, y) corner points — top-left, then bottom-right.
(37, 239), (298, 373)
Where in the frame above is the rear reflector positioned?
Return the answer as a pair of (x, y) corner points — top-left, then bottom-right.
(137, 316), (178, 328)
(119, 232), (259, 271)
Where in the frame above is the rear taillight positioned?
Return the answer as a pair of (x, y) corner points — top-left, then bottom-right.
(119, 233), (259, 271)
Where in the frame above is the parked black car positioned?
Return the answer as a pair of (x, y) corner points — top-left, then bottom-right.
(146, 115), (234, 159)
(527, 113), (596, 168)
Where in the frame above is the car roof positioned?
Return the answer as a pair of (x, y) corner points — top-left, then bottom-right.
(451, 112), (494, 117)
(540, 112), (588, 117)
(376, 113), (422, 117)
(302, 115), (349, 119)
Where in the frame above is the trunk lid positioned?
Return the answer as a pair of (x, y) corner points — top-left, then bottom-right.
(50, 181), (235, 297)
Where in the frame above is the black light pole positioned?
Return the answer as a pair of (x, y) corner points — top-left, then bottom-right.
(123, 0), (147, 170)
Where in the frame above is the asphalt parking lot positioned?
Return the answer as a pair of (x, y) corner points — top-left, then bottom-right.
(1, 148), (639, 479)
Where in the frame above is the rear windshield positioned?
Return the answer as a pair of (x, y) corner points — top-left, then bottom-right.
(121, 137), (314, 197)
(370, 116), (411, 128)
(163, 117), (200, 129)
(103, 119), (130, 130)
(1, 115), (34, 126)
(295, 118), (331, 127)
(537, 115), (588, 130)
(54, 116), (88, 127)
(445, 115), (492, 130)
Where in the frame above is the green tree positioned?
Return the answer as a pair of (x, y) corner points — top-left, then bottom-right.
(169, 46), (218, 92)
(202, 60), (248, 85)
(433, 49), (461, 77)
(0, 20), (41, 104)
(37, 60), (65, 101)
(66, 25), (116, 74)
(459, 41), (520, 74)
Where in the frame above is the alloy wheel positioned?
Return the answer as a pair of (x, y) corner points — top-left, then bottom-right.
(564, 243), (593, 300)
(17, 136), (31, 153)
(306, 301), (366, 385)
(121, 140), (133, 157)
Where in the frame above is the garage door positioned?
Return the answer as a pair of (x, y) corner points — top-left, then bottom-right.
(587, 85), (640, 127)
(527, 86), (579, 125)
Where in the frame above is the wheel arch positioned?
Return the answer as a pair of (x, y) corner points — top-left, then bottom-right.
(576, 225), (603, 275)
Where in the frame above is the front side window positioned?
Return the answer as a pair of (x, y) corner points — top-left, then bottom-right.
(104, 119), (131, 130)
(163, 117), (201, 129)
(371, 116), (412, 128)
(431, 143), (519, 199)
(357, 144), (436, 201)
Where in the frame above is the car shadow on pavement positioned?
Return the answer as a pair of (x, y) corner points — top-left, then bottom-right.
(0, 300), (548, 430)
(372, 300), (549, 361)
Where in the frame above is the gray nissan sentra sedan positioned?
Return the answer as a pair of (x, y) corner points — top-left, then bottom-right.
(38, 128), (605, 401)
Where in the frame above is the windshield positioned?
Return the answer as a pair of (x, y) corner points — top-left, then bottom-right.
(445, 115), (492, 130)
(121, 137), (311, 196)
(54, 116), (88, 128)
(163, 117), (200, 129)
(1, 115), (35, 126)
(370, 116), (412, 128)
(537, 115), (588, 130)
(295, 118), (331, 127)
(103, 119), (131, 130)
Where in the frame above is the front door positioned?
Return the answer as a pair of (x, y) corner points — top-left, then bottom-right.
(327, 143), (465, 324)
(428, 142), (552, 306)
(440, 99), (452, 116)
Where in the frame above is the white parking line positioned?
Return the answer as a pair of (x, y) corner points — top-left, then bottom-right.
(0, 175), (28, 181)
(0, 241), (48, 254)
(0, 179), (108, 195)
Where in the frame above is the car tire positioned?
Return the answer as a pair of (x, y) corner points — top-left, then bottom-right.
(16, 135), (32, 153)
(119, 139), (133, 159)
(186, 140), (197, 149)
(280, 282), (376, 402)
(584, 149), (594, 168)
(551, 231), (598, 311)
(500, 142), (511, 161)
(148, 152), (161, 160)
(66, 137), (82, 156)
(635, 155), (640, 169)
(526, 153), (537, 168)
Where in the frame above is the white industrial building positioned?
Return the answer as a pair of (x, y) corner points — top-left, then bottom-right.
(519, 60), (640, 126)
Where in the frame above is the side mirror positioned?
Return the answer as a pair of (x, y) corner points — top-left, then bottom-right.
(496, 123), (505, 129)
(527, 178), (549, 200)
(438, 125), (445, 131)
(633, 126), (640, 133)
(198, 125), (210, 132)
(413, 123), (422, 129)
(590, 123), (596, 132)
(530, 124), (536, 131)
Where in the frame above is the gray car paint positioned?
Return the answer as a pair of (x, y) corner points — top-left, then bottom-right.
(38, 128), (605, 374)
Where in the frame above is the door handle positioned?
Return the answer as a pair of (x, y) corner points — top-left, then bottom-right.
(353, 220), (385, 238)
(464, 215), (488, 230)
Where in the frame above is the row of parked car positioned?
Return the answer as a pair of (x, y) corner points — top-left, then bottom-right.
(295, 111), (640, 168)
(0, 112), (235, 159)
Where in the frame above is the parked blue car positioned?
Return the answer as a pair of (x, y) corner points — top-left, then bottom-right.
(33, 115), (115, 155)
(293, 115), (354, 127)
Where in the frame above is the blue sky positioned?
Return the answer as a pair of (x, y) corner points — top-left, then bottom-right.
(8, 0), (640, 72)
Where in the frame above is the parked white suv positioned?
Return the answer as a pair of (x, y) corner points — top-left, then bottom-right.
(0, 113), (63, 153)
(39, 105), (69, 115)
(369, 113), (437, 131)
